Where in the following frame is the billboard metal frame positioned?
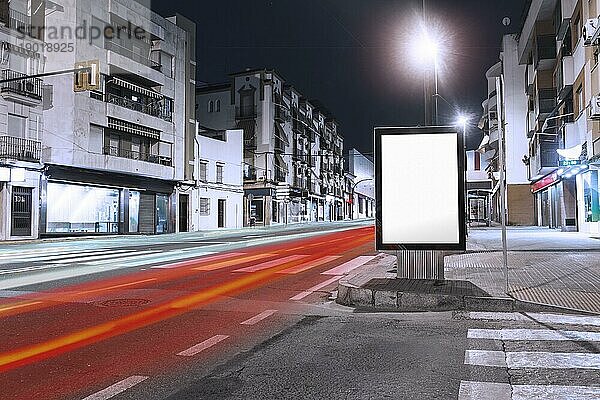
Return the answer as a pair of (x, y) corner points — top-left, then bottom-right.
(375, 126), (466, 251)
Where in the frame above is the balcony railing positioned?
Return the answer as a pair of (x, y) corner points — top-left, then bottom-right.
(103, 146), (171, 166)
(0, 70), (43, 100)
(244, 137), (257, 149)
(275, 137), (286, 153)
(244, 166), (257, 181)
(106, 93), (172, 122)
(105, 41), (162, 71)
(275, 106), (291, 122)
(0, 136), (41, 162)
(236, 105), (257, 120)
(0, 8), (32, 36)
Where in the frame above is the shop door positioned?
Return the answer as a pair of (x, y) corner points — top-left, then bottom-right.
(218, 199), (226, 228)
(179, 194), (189, 232)
(139, 193), (156, 234)
(11, 187), (32, 236)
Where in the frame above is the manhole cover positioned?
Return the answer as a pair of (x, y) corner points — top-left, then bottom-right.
(97, 298), (151, 308)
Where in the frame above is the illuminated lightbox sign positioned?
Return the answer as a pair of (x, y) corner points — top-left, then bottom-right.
(375, 126), (466, 251)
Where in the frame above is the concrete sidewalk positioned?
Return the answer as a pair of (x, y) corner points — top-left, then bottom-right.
(337, 227), (600, 315)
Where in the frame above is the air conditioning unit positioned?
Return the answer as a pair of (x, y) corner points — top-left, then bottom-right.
(590, 95), (600, 119)
(583, 19), (599, 46)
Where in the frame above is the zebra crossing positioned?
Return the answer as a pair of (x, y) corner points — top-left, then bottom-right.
(459, 312), (600, 400)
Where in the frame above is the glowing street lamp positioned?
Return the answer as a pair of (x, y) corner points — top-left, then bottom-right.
(412, 30), (441, 125)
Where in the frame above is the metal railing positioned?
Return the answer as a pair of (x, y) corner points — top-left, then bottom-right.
(103, 146), (171, 166)
(0, 136), (41, 162)
(244, 166), (257, 181)
(0, 8), (32, 36)
(106, 93), (172, 122)
(0, 70), (43, 100)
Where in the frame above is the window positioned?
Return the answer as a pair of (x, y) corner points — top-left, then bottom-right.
(8, 114), (26, 138)
(199, 198), (210, 216)
(208, 101), (214, 113)
(216, 100), (221, 112)
(576, 85), (584, 116)
(216, 164), (224, 183)
(198, 161), (208, 182)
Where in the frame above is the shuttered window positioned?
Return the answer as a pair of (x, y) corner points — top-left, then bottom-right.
(199, 198), (210, 216)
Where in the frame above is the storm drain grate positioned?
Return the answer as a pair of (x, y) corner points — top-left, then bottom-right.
(97, 298), (151, 308)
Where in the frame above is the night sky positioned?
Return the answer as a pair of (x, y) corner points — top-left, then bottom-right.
(152, 0), (525, 154)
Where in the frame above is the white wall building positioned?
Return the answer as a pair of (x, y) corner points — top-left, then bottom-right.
(347, 149), (374, 219)
(0, 0), (46, 240)
(191, 128), (244, 230)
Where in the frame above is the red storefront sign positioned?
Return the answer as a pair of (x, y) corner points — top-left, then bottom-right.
(531, 172), (560, 193)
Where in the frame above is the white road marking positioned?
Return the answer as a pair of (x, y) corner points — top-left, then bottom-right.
(464, 350), (506, 367)
(468, 312), (600, 327)
(277, 256), (342, 274)
(468, 328), (600, 342)
(81, 375), (148, 400)
(177, 335), (229, 357)
(465, 350), (600, 370)
(290, 276), (343, 301)
(0, 264), (64, 275)
(150, 252), (243, 269)
(54, 250), (160, 264)
(85, 250), (214, 267)
(0, 248), (129, 264)
(458, 381), (511, 400)
(320, 255), (377, 276)
(240, 310), (278, 325)
(458, 381), (600, 400)
(233, 255), (308, 273)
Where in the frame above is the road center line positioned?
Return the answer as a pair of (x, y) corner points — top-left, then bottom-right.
(240, 310), (278, 325)
(177, 335), (229, 357)
(81, 375), (148, 400)
(290, 276), (343, 301)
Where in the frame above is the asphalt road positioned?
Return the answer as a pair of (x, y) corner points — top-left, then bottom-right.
(1, 221), (599, 400)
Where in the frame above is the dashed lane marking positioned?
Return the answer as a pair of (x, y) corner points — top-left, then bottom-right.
(240, 310), (278, 325)
(80, 375), (149, 400)
(177, 335), (229, 357)
(290, 276), (343, 301)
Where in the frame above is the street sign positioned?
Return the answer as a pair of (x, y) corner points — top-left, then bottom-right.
(559, 159), (582, 167)
(375, 126), (466, 251)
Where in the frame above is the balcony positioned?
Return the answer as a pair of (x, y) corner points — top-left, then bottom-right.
(537, 88), (557, 117)
(0, 70), (43, 106)
(0, 7), (32, 36)
(554, 56), (574, 101)
(529, 139), (559, 180)
(106, 93), (172, 122)
(103, 146), (171, 166)
(274, 136), (286, 153)
(236, 105), (257, 120)
(244, 165), (257, 182)
(274, 106), (291, 122)
(0, 136), (41, 162)
(244, 137), (256, 149)
(105, 41), (161, 71)
(534, 35), (557, 71)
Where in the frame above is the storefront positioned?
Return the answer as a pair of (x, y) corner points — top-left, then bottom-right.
(41, 166), (177, 236)
(577, 167), (600, 234)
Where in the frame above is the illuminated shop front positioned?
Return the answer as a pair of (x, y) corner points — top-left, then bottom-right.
(577, 168), (600, 234)
(41, 166), (176, 236)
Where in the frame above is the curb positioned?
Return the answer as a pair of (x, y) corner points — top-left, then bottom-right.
(336, 282), (599, 315)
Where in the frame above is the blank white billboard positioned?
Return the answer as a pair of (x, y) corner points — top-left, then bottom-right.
(377, 129), (464, 249)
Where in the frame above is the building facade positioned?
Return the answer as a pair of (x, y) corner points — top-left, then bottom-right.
(38, 0), (196, 237)
(196, 69), (346, 227)
(191, 127), (244, 230)
(0, 0), (46, 240)
(346, 148), (375, 220)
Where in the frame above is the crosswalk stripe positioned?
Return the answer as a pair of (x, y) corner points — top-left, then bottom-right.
(233, 255), (308, 273)
(85, 251), (215, 267)
(320, 255), (377, 276)
(465, 350), (600, 370)
(468, 328), (600, 342)
(149, 252), (242, 269)
(277, 256), (342, 274)
(193, 253), (276, 271)
(53, 250), (160, 264)
(0, 248), (128, 264)
(459, 381), (600, 400)
(469, 312), (600, 327)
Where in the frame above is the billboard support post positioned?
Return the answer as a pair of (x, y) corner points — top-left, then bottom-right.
(396, 250), (444, 280)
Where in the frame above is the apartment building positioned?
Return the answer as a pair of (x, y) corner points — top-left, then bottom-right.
(0, 0), (46, 240)
(479, 35), (533, 226)
(346, 148), (375, 220)
(39, 0), (196, 236)
(196, 69), (346, 226)
(191, 127), (243, 230)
